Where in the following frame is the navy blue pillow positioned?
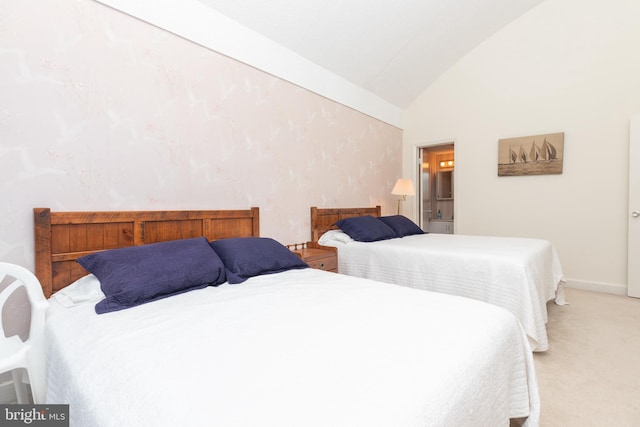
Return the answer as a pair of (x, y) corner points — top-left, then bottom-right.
(78, 237), (226, 314)
(335, 215), (397, 242)
(210, 237), (308, 284)
(379, 215), (425, 237)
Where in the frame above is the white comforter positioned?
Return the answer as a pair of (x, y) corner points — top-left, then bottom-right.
(321, 233), (565, 351)
(45, 269), (539, 427)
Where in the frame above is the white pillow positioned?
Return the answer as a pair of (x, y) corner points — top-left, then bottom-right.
(51, 274), (105, 307)
(318, 229), (354, 245)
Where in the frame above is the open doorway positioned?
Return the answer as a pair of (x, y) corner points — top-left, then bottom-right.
(417, 143), (455, 234)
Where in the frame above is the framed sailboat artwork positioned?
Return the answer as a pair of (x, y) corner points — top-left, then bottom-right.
(498, 132), (564, 176)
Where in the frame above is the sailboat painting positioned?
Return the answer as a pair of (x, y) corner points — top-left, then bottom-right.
(498, 132), (564, 176)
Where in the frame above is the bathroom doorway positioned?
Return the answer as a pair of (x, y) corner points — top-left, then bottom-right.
(417, 143), (455, 234)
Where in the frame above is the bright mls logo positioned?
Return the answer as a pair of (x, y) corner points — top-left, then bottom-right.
(1, 405), (68, 426)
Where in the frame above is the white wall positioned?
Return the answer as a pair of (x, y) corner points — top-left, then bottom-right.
(403, 0), (640, 294)
(93, 0), (403, 128)
(0, 0), (402, 272)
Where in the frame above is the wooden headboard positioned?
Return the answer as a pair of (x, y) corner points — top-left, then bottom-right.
(33, 207), (260, 298)
(310, 206), (381, 242)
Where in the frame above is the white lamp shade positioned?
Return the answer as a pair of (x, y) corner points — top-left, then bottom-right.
(391, 178), (415, 196)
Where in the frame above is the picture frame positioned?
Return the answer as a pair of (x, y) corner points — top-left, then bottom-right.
(498, 132), (564, 176)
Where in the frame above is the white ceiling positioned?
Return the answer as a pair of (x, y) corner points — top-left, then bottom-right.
(196, 0), (544, 109)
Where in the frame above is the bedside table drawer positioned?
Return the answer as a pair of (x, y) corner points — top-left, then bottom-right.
(306, 255), (337, 272)
(290, 245), (338, 273)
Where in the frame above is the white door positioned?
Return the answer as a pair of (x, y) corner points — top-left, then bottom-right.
(628, 114), (640, 297)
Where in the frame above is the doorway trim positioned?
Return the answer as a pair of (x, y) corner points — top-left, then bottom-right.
(413, 139), (456, 230)
(628, 113), (640, 297)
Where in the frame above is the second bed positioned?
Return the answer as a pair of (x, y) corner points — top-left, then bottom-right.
(311, 206), (565, 352)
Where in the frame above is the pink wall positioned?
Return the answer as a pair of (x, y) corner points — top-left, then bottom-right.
(0, 0), (402, 270)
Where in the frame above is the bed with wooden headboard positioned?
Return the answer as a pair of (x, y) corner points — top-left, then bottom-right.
(308, 205), (565, 352)
(33, 207), (259, 298)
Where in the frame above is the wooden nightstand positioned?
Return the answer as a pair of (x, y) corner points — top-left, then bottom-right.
(291, 242), (338, 272)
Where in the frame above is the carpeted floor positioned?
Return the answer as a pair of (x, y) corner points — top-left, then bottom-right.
(534, 287), (640, 426)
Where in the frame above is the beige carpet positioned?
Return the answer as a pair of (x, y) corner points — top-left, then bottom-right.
(534, 287), (640, 426)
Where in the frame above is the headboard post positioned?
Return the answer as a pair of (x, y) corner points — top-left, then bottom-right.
(33, 208), (53, 298)
(310, 207), (319, 242)
(251, 207), (260, 237)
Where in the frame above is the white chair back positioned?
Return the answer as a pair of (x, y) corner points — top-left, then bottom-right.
(0, 262), (48, 403)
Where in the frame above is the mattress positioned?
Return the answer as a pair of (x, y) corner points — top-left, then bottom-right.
(45, 268), (539, 426)
(319, 232), (565, 351)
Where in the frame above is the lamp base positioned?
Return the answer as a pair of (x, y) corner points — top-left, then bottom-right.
(396, 195), (407, 215)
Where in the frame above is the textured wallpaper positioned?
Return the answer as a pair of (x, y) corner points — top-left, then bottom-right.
(0, 0), (402, 270)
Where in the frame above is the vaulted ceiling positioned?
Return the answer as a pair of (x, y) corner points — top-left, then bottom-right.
(197, 0), (544, 109)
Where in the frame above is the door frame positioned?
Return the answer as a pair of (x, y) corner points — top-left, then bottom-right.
(628, 113), (640, 297)
(413, 140), (456, 230)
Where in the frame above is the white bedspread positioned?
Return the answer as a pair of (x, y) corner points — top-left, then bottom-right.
(45, 269), (539, 427)
(322, 233), (564, 351)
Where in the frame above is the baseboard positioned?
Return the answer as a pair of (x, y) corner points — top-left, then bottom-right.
(564, 279), (628, 296)
(0, 381), (17, 404)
